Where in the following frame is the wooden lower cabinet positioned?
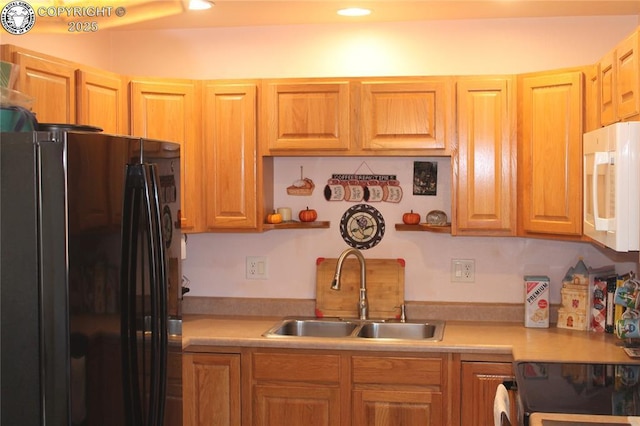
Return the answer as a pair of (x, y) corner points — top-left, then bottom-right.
(458, 358), (516, 426)
(253, 384), (341, 426)
(246, 349), (448, 426)
(182, 352), (241, 426)
(249, 350), (344, 426)
(352, 389), (443, 426)
(351, 354), (445, 426)
(184, 348), (456, 426)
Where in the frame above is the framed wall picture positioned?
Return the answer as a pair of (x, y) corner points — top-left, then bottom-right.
(413, 161), (437, 195)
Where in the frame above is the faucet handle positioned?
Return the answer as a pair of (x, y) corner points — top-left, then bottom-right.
(399, 304), (407, 323)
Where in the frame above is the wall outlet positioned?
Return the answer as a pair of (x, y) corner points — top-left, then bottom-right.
(246, 256), (268, 280)
(451, 259), (475, 282)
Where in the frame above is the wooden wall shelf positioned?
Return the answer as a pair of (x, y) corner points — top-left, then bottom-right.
(395, 223), (452, 233)
(263, 221), (330, 231)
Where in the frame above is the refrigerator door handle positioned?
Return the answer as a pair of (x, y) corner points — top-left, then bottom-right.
(144, 164), (168, 426)
(120, 163), (145, 426)
(120, 163), (168, 426)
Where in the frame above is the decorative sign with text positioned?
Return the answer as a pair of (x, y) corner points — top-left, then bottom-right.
(324, 173), (403, 203)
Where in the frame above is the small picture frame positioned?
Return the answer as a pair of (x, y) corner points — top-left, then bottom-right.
(413, 161), (437, 195)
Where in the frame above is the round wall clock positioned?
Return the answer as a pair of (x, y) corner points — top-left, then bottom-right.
(339, 204), (385, 250)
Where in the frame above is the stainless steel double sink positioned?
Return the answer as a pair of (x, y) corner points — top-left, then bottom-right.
(262, 317), (445, 341)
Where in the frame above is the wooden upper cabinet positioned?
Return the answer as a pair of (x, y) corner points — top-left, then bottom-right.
(261, 77), (453, 156)
(129, 78), (202, 232)
(600, 50), (616, 125)
(454, 77), (516, 236)
(584, 64), (601, 132)
(1, 46), (76, 124)
(76, 68), (127, 134)
(615, 29), (640, 120)
(518, 71), (584, 238)
(262, 79), (351, 152)
(357, 78), (452, 153)
(599, 29), (640, 125)
(203, 82), (259, 231)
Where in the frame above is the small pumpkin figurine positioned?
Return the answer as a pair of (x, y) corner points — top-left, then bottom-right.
(298, 207), (317, 222)
(266, 210), (283, 224)
(402, 210), (420, 225)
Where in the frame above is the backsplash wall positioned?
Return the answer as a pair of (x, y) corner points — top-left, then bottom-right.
(4, 14), (639, 304)
(183, 157), (637, 305)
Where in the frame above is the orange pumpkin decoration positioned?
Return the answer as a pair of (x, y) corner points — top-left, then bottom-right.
(266, 211), (283, 224)
(298, 207), (317, 222)
(402, 210), (420, 225)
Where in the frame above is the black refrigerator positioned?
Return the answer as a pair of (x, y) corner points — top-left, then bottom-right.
(1, 129), (183, 426)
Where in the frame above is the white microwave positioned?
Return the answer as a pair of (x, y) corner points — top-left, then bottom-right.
(583, 121), (640, 252)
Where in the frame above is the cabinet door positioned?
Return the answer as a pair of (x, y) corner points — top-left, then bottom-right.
(359, 79), (452, 151)
(182, 353), (241, 426)
(254, 384), (341, 426)
(10, 49), (76, 124)
(203, 82), (258, 230)
(600, 51), (616, 126)
(262, 79), (351, 152)
(130, 79), (202, 232)
(455, 77), (515, 236)
(518, 71), (583, 237)
(351, 355), (446, 425)
(460, 362), (516, 426)
(76, 68), (127, 134)
(585, 64), (601, 132)
(615, 29), (640, 121)
(599, 29), (640, 126)
(352, 389), (443, 426)
(250, 351), (343, 426)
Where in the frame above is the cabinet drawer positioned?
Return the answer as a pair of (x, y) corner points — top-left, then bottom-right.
(352, 356), (442, 386)
(252, 352), (341, 383)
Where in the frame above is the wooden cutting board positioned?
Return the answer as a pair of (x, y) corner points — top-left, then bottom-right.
(315, 257), (405, 319)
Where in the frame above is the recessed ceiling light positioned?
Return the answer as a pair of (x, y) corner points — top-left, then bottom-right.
(337, 7), (372, 17)
(189, 0), (214, 10)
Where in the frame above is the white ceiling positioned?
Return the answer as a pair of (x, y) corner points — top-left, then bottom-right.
(26, 0), (640, 33)
(112, 0), (640, 31)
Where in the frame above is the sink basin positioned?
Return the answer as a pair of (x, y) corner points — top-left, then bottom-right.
(264, 318), (359, 338)
(263, 318), (445, 341)
(356, 321), (445, 341)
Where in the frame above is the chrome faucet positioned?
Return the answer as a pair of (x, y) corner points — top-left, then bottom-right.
(331, 248), (368, 320)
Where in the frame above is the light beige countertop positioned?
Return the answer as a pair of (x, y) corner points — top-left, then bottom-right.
(528, 412), (640, 425)
(182, 314), (639, 363)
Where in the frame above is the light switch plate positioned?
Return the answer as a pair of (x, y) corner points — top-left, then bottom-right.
(451, 259), (475, 282)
